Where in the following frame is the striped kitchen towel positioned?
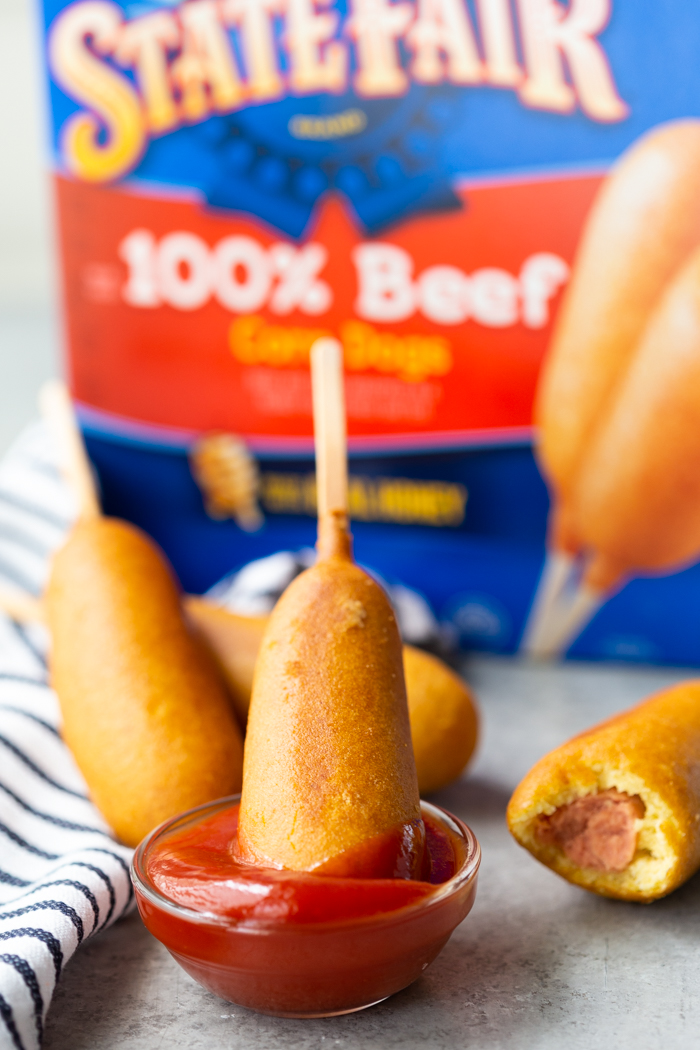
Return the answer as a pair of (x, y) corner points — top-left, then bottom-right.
(0, 422), (133, 1050)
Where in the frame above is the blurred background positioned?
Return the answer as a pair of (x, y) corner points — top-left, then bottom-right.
(0, 0), (58, 455)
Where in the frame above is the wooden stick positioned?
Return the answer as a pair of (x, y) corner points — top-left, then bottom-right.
(0, 584), (45, 624)
(310, 338), (348, 518)
(521, 550), (575, 658)
(531, 583), (603, 659)
(39, 380), (101, 520)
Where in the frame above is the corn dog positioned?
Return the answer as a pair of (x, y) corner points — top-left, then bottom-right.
(238, 340), (423, 876)
(185, 598), (479, 793)
(183, 596), (268, 728)
(238, 509), (422, 875)
(507, 681), (700, 902)
(536, 119), (700, 552)
(47, 518), (244, 847)
(571, 243), (700, 592)
(402, 645), (478, 795)
(0, 582), (479, 797)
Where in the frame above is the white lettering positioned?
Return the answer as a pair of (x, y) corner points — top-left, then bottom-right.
(119, 228), (160, 306)
(172, 0), (245, 121)
(477, 0), (522, 86)
(347, 0), (413, 96)
(223, 0), (283, 100)
(269, 243), (333, 314)
(116, 227), (568, 329)
(517, 0), (628, 120)
(115, 12), (180, 132)
(470, 268), (520, 326)
(519, 252), (569, 328)
(286, 0), (347, 92)
(353, 243), (416, 321)
(214, 236), (271, 311)
(417, 265), (469, 324)
(408, 0), (483, 85)
(157, 231), (212, 309)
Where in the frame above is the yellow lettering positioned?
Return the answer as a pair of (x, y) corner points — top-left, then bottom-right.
(408, 0), (483, 85)
(115, 12), (180, 132)
(347, 0), (413, 96)
(260, 471), (467, 526)
(340, 320), (453, 382)
(230, 317), (452, 382)
(517, 0), (628, 120)
(172, 1), (245, 121)
(288, 109), (367, 138)
(229, 316), (332, 365)
(287, 0), (347, 93)
(49, 1), (145, 182)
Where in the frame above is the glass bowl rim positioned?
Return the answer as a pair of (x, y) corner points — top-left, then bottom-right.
(131, 794), (480, 933)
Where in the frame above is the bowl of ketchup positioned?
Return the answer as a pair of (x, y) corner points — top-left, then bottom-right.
(131, 795), (480, 1018)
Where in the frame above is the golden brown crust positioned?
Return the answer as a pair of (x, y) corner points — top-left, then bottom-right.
(402, 646), (478, 794)
(183, 596), (268, 728)
(507, 681), (700, 901)
(47, 518), (244, 847)
(536, 119), (700, 524)
(571, 245), (700, 589)
(183, 599), (479, 794)
(238, 522), (420, 872)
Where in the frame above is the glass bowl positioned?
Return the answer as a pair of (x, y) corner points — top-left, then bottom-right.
(131, 795), (480, 1018)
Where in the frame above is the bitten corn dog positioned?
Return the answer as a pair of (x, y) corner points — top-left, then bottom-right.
(570, 244), (700, 592)
(237, 340), (423, 876)
(47, 518), (244, 847)
(185, 595), (479, 794)
(507, 681), (700, 902)
(535, 119), (700, 554)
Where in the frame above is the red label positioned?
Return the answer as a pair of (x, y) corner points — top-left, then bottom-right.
(56, 173), (601, 445)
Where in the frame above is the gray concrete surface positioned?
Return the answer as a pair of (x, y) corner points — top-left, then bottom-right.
(43, 656), (698, 1050)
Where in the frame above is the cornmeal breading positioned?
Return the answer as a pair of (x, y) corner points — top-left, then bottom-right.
(507, 681), (700, 902)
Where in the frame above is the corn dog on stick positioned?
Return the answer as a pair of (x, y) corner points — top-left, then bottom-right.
(524, 121), (700, 654)
(184, 594), (478, 794)
(537, 120), (700, 539)
(507, 681), (700, 902)
(238, 339), (422, 876)
(528, 233), (700, 654)
(570, 244), (700, 595)
(37, 382), (244, 846)
(48, 519), (244, 846)
(0, 580), (479, 797)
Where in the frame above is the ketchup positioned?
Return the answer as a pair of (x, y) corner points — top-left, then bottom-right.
(146, 804), (464, 925)
(134, 799), (479, 1017)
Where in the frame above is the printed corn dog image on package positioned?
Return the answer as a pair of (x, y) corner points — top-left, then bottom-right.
(507, 681), (700, 902)
(525, 121), (700, 658)
(38, 0), (700, 665)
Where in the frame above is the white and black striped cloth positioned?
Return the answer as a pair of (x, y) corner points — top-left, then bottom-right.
(0, 423), (133, 1050)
